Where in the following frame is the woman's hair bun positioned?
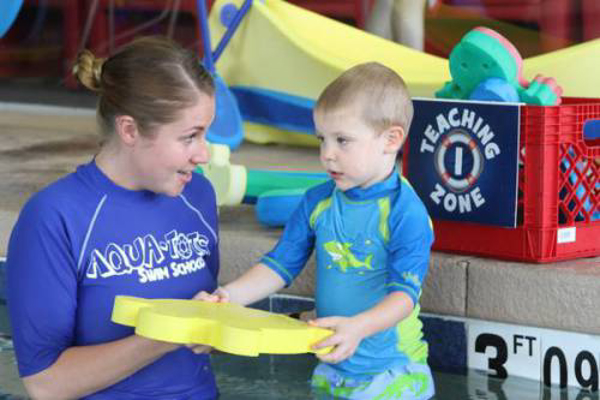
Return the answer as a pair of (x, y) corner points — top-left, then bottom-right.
(72, 49), (105, 92)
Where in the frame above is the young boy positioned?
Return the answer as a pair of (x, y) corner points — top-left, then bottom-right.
(206, 62), (435, 399)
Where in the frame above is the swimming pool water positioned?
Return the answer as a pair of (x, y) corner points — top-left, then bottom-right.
(1, 335), (597, 400)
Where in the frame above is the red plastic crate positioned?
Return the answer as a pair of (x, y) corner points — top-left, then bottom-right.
(407, 98), (600, 263)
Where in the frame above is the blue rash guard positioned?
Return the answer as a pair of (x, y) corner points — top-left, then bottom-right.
(7, 161), (219, 400)
(261, 168), (434, 378)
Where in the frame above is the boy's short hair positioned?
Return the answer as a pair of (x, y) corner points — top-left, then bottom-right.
(315, 62), (414, 134)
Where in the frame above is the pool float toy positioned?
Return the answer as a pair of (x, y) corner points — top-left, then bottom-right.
(112, 295), (333, 356)
(436, 26), (563, 105)
(0, 0), (23, 38)
(200, 143), (327, 226)
(199, 143), (247, 206)
(468, 76), (520, 103)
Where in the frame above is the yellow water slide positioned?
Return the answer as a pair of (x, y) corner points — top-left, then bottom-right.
(209, 0), (449, 99)
(210, 0), (599, 99)
(207, 0), (598, 146)
(208, 0), (449, 144)
(523, 39), (600, 98)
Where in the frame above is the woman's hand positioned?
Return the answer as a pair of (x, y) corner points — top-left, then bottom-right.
(188, 287), (230, 353)
(193, 286), (231, 303)
(134, 295), (223, 354)
(186, 344), (213, 354)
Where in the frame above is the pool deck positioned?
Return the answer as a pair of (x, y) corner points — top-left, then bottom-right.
(1, 82), (599, 338)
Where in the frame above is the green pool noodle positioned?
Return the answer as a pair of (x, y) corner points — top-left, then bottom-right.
(198, 143), (326, 206)
(244, 170), (327, 203)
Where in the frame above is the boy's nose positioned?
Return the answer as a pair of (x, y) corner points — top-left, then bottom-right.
(321, 144), (336, 161)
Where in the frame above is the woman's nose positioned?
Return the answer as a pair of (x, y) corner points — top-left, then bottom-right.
(192, 140), (210, 165)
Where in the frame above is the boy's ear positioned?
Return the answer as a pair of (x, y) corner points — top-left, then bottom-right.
(383, 126), (406, 154)
(114, 115), (139, 146)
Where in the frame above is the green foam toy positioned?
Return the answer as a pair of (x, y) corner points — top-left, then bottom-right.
(436, 26), (562, 105)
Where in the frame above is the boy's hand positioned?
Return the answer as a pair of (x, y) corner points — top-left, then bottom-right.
(309, 316), (366, 364)
(193, 286), (231, 303)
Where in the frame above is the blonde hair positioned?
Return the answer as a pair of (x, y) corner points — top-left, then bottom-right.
(315, 62), (413, 134)
(73, 36), (214, 140)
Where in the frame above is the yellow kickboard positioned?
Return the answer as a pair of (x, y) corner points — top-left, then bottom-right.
(112, 295), (333, 357)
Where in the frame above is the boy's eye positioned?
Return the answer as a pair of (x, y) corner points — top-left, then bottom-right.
(337, 137), (349, 145)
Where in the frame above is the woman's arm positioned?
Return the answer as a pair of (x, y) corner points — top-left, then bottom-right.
(23, 335), (179, 400)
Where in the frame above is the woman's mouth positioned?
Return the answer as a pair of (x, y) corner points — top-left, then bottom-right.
(178, 170), (193, 183)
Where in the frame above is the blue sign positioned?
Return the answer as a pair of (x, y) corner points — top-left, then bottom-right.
(407, 99), (521, 227)
(583, 119), (600, 140)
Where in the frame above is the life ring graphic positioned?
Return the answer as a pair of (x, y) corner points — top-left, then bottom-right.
(434, 130), (483, 193)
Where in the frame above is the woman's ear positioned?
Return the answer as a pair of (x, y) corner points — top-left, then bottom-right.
(384, 126), (406, 154)
(114, 115), (139, 146)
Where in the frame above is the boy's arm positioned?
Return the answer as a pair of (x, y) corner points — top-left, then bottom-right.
(310, 291), (414, 363)
(202, 187), (322, 306)
(346, 291), (414, 337)
(218, 263), (286, 306)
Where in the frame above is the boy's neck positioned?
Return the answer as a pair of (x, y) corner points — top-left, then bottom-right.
(351, 164), (398, 192)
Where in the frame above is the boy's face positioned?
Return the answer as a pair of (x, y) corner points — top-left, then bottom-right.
(314, 106), (400, 191)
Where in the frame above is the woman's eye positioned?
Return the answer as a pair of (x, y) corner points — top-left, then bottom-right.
(184, 133), (198, 143)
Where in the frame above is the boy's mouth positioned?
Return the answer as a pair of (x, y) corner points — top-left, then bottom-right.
(328, 170), (343, 180)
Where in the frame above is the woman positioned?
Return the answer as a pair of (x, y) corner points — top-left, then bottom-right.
(7, 36), (220, 399)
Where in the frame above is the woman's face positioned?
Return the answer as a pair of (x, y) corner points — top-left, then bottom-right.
(129, 92), (216, 196)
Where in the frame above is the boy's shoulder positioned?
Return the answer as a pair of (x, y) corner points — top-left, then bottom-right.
(392, 177), (433, 235)
(396, 176), (427, 209)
